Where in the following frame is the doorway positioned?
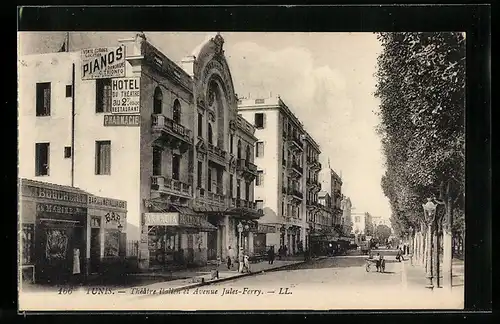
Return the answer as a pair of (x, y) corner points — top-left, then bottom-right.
(207, 230), (217, 260)
(89, 228), (100, 273)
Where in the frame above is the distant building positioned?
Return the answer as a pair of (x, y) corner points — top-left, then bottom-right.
(351, 212), (373, 243)
(340, 196), (353, 235)
(318, 166), (343, 226)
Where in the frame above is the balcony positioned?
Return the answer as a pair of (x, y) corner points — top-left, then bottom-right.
(237, 159), (258, 180)
(307, 178), (321, 191)
(292, 161), (303, 174)
(287, 133), (304, 151)
(151, 176), (192, 199)
(235, 198), (257, 210)
(207, 143), (227, 167)
(195, 187), (225, 208)
(152, 115), (193, 150)
(286, 187), (303, 201)
(312, 160), (322, 170)
(287, 161), (302, 178)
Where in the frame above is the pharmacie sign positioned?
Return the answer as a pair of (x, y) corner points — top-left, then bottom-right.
(81, 46), (125, 80)
(111, 77), (141, 114)
(104, 114), (140, 127)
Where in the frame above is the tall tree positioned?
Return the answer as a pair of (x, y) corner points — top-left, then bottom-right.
(375, 32), (465, 288)
(375, 32), (465, 236)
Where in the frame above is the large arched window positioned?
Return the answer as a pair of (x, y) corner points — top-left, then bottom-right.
(153, 87), (163, 114)
(172, 99), (181, 124)
(245, 145), (251, 161)
(208, 123), (213, 145)
(237, 140), (242, 159)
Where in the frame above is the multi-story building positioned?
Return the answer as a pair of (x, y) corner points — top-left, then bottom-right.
(318, 166), (343, 228)
(237, 96), (321, 255)
(351, 212), (374, 238)
(18, 32), (262, 271)
(316, 191), (334, 229)
(340, 195), (353, 235)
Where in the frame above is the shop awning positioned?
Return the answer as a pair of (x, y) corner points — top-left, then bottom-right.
(144, 206), (217, 232)
(225, 207), (263, 219)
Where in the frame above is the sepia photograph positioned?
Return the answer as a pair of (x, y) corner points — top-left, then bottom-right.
(18, 28), (467, 311)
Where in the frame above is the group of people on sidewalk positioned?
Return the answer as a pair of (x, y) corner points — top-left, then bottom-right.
(226, 246), (251, 273)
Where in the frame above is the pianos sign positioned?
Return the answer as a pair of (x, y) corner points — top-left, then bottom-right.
(81, 46), (126, 80)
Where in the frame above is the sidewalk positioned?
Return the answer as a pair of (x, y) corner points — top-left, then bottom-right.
(404, 257), (465, 291)
(128, 256), (327, 295)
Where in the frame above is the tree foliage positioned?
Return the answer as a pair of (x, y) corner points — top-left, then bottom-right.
(375, 32), (466, 238)
(374, 224), (392, 243)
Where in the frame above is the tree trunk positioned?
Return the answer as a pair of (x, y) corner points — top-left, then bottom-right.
(425, 223), (434, 287)
(433, 224), (440, 287)
(442, 181), (453, 291)
(416, 231), (421, 266)
(420, 224), (426, 268)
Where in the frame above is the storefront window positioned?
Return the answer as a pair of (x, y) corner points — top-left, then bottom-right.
(45, 229), (69, 260)
(22, 224), (34, 264)
(104, 229), (120, 257)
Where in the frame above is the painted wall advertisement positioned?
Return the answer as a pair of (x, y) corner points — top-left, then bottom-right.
(81, 46), (126, 80)
(111, 77), (141, 114)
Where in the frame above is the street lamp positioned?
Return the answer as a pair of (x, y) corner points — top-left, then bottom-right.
(237, 222), (243, 251)
(422, 198), (438, 290)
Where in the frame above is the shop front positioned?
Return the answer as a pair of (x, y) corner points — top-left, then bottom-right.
(143, 205), (217, 269)
(87, 195), (127, 276)
(233, 218), (257, 254)
(20, 179), (88, 284)
(253, 223), (275, 254)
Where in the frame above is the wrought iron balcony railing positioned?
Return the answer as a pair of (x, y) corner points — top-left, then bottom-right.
(151, 176), (192, 198)
(152, 114), (192, 143)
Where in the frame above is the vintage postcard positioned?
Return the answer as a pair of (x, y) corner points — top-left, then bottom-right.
(17, 30), (465, 311)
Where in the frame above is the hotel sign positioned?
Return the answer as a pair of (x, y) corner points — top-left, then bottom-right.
(104, 114), (140, 127)
(81, 46), (126, 80)
(111, 78), (141, 114)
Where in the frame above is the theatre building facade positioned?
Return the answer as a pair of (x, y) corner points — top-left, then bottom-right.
(19, 178), (127, 284)
(132, 32), (263, 270)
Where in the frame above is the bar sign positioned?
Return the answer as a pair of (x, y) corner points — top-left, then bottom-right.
(104, 114), (140, 127)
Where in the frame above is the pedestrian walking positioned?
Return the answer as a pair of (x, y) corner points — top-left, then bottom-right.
(243, 253), (251, 273)
(267, 246), (275, 264)
(375, 253), (382, 272)
(278, 246), (283, 260)
(227, 246), (235, 270)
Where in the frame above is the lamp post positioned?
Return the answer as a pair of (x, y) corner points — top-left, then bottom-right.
(244, 224), (250, 251)
(237, 222), (243, 253)
(422, 198), (438, 290)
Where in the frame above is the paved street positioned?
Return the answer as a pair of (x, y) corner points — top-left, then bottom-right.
(19, 254), (463, 311)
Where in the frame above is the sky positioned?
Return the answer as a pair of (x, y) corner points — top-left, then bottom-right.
(18, 32), (391, 219)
